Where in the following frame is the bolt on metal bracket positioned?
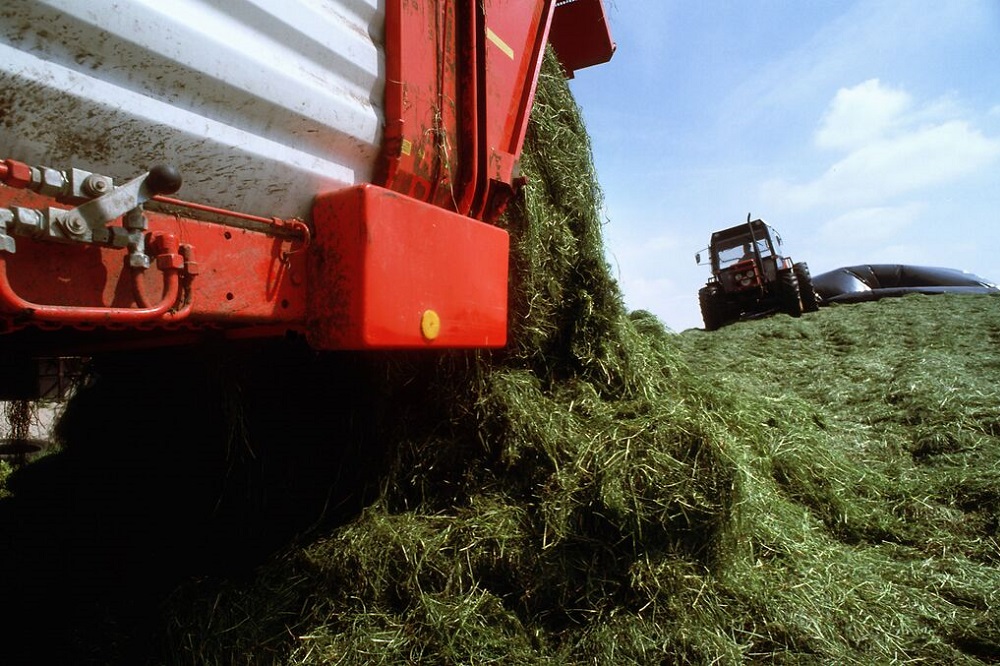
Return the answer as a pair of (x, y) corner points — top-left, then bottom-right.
(0, 209), (15, 253)
(2, 164), (182, 258)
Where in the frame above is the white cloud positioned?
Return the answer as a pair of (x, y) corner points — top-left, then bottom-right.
(818, 203), (924, 245)
(720, 0), (993, 136)
(815, 79), (910, 151)
(763, 84), (1000, 210)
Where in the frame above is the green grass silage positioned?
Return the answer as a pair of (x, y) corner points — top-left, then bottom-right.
(673, 295), (1000, 663)
(158, 52), (1000, 664)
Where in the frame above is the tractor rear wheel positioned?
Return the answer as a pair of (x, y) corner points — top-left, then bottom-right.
(778, 270), (803, 318)
(794, 262), (819, 312)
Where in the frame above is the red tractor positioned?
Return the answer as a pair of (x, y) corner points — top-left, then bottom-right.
(696, 217), (818, 331)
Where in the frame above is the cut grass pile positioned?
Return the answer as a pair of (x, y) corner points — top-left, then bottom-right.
(1, 49), (998, 664)
(173, 293), (997, 665)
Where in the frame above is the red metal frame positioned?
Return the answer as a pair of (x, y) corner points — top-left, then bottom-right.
(0, 183), (307, 335)
(379, 0), (559, 222)
(308, 184), (508, 349)
(549, 0), (617, 75)
(380, 0), (467, 211)
(0, 234), (183, 325)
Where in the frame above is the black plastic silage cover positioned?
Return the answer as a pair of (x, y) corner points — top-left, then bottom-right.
(813, 264), (1000, 304)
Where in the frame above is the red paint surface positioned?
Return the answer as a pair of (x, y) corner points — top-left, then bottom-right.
(549, 0), (617, 74)
(380, 0), (557, 223)
(308, 185), (509, 349)
(0, 186), (307, 335)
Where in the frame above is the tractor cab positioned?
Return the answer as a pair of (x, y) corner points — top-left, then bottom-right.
(707, 219), (790, 294)
(713, 225), (779, 270)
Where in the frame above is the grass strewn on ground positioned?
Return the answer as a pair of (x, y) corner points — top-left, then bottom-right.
(156, 299), (1000, 665)
(669, 294), (1000, 663)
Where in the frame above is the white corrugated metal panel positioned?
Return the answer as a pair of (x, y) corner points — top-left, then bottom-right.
(0, 0), (384, 219)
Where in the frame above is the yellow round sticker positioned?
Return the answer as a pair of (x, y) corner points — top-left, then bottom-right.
(421, 310), (441, 341)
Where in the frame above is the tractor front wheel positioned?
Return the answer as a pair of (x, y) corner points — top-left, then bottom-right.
(794, 262), (820, 312)
(699, 285), (732, 331)
(778, 270), (803, 318)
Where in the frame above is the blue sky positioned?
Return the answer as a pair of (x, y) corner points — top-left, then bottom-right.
(567, 0), (1000, 331)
